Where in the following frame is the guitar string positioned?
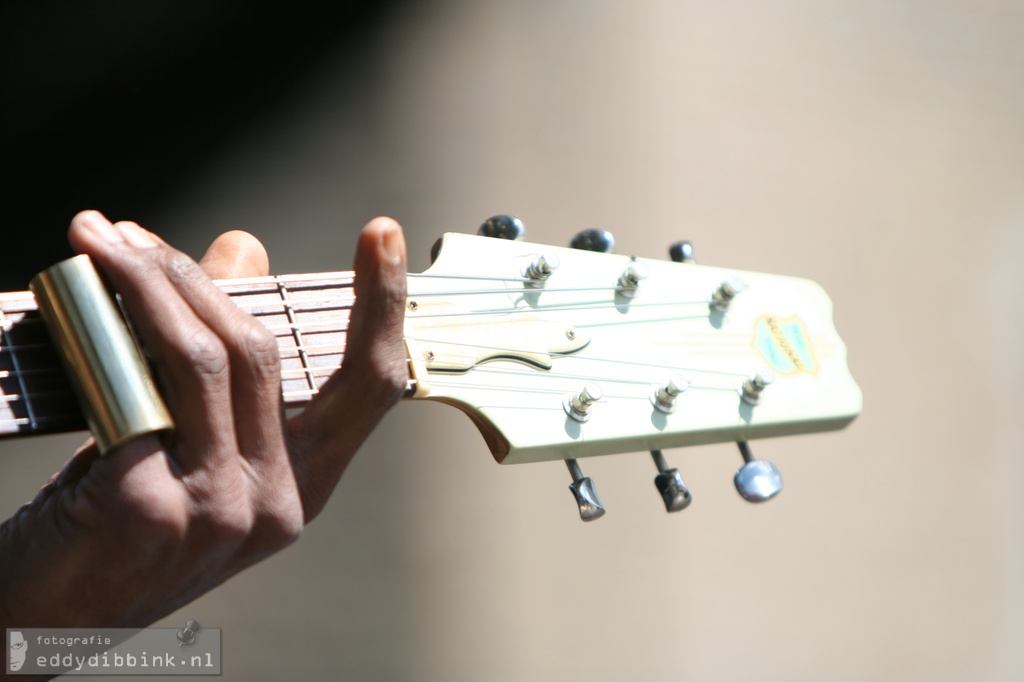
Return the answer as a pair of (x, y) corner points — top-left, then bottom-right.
(233, 296), (718, 322)
(0, 381), (745, 429)
(0, 337), (758, 415)
(0, 271), (761, 425)
(0, 322), (760, 380)
(0, 325), (760, 396)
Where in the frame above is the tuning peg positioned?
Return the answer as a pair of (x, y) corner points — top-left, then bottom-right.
(563, 382), (602, 422)
(669, 240), (695, 264)
(650, 450), (692, 512)
(569, 229), (616, 253)
(711, 276), (747, 311)
(523, 251), (560, 286)
(734, 441), (783, 503)
(651, 374), (689, 413)
(478, 215), (526, 240)
(740, 367), (775, 405)
(615, 258), (650, 297)
(566, 458), (606, 521)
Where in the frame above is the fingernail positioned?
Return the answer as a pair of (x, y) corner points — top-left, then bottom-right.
(79, 210), (123, 243)
(115, 222), (158, 248)
(380, 223), (404, 264)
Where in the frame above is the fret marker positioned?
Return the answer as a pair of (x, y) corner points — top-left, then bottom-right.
(564, 382), (601, 422)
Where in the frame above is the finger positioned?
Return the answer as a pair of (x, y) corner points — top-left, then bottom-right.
(71, 212), (288, 474)
(199, 231), (269, 280)
(288, 217), (409, 520)
(68, 210), (239, 471)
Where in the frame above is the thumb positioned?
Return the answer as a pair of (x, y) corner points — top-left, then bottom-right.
(198, 230), (270, 279)
(287, 217), (409, 520)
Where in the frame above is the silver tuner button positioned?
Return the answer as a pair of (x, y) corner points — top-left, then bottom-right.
(734, 441), (783, 502)
(669, 240), (695, 264)
(651, 450), (692, 512)
(524, 251), (560, 287)
(740, 367), (775, 405)
(569, 229), (616, 253)
(566, 458), (606, 521)
(616, 259), (650, 297)
(711, 276), (747, 311)
(478, 215), (526, 240)
(651, 374), (689, 414)
(564, 382), (601, 422)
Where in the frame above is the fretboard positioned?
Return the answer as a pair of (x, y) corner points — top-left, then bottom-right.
(0, 271), (409, 441)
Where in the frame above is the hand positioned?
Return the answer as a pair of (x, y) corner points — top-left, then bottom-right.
(0, 210), (408, 631)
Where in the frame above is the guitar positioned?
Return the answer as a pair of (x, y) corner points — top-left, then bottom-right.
(0, 218), (862, 520)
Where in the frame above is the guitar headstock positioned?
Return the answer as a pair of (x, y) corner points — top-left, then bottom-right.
(404, 218), (861, 518)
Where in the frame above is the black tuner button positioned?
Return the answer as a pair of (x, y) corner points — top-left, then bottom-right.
(569, 229), (616, 253)
(734, 441), (783, 503)
(669, 240), (695, 264)
(565, 458), (606, 521)
(651, 450), (692, 512)
(478, 215), (526, 240)
(429, 237), (443, 263)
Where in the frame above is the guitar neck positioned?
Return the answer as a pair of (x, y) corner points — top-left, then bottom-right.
(0, 271), (385, 440)
(2, 232), (862, 469)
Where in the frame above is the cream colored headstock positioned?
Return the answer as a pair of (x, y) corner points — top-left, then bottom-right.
(405, 232), (861, 467)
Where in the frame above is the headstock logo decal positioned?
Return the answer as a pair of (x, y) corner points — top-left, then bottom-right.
(754, 316), (818, 375)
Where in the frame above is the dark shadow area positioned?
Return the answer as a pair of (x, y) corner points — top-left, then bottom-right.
(0, 0), (401, 290)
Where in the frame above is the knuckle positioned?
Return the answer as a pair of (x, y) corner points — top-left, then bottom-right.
(193, 501), (254, 547)
(231, 320), (280, 385)
(253, 507), (304, 552)
(174, 327), (230, 386)
(87, 486), (190, 550)
(161, 249), (207, 288)
(361, 349), (408, 406)
(130, 500), (190, 544)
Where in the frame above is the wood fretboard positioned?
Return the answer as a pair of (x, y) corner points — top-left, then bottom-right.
(0, 271), (410, 441)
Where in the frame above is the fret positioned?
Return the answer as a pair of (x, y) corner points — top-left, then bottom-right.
(0, 270), (364, 440)
(275, 279), (317, 392)
(2, 308), (38, 433)
(0, 269), (409, 442)
(0, 305), (86, 437)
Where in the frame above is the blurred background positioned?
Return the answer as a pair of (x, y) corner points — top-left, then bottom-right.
(2, 1), (1023, 679)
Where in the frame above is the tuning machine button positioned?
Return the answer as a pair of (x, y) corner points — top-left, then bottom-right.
(740, 368), (774, 405)
(651, 374), (688, 414)
(711, 276), (747, 311)
(569, 229), (616, 253)
(523, 251), (560, 287)
(479, 215), (526, 240)
(566, 458), (606, 521)
(734, 441), (783, 502)
(616, 259), (650, 297)
(669, 240), (695, 264)
(563, 382), (601, 422)
(651, 450), (692, 512)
